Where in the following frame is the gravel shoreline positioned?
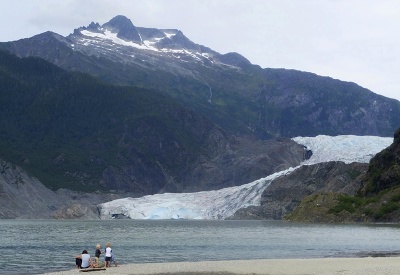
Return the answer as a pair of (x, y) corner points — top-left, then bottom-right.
(41, 257), (400, 275)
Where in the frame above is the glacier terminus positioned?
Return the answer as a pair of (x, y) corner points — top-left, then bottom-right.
(99, 135), (393, 220)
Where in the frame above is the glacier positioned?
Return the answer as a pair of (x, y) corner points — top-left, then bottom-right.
(99, 135), (393, 220)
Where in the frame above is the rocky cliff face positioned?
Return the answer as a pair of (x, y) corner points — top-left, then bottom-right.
(0, 160), (127, 219)
(177, 137), (306, 192)
(229, 161), (368, 220)
(0, 160), (63, 218)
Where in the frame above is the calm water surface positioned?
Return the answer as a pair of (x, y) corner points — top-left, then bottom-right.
(1, 220), (399, 274)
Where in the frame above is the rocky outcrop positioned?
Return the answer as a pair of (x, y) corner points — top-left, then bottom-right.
(0, 160), (128, 219)
(0, 160), (64, 218)
(176, 137), (306, 192)
(360, 128), (400, 195)
(102, 15), (142, 43)
(52, 203), (98, 219)
(229, 161), (368, 220)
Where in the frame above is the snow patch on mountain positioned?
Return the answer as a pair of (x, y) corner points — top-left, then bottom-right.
(79, 29), (206, 63)
(80, 30), (155, 51)
(164, 32), (175, 39)
(99, 135), (393, 220)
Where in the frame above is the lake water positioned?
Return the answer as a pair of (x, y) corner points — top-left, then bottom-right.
(1, 220), (400, 274)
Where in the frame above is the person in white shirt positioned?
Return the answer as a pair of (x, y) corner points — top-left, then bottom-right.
(105, 242), (112, 268)
(75, 250), (92, 269)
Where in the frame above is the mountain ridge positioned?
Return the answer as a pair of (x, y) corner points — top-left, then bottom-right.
(1, 15), (399, 139)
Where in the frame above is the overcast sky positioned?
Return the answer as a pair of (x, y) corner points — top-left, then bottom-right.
(1, 0), (399, 101)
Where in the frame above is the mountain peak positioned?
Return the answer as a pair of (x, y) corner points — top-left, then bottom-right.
(102, 15), (142, 43)
(104, 15), (132, 28)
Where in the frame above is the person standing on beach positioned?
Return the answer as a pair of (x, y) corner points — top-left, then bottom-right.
(105, 242), (112, 268)
(111, 250), (118, 267)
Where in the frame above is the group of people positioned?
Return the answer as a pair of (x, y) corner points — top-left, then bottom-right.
(75, 242), (118, 269)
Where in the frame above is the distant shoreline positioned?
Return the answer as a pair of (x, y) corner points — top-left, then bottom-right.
(42, 256), (400, 275)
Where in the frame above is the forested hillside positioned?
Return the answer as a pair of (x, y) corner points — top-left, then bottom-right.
(0, 50), (304, 194)
(0, 50), (226, 192)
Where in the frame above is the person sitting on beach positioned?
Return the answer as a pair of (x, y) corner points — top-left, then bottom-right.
(94, 244), (102, 265)
(92, 244), (106, 268)
(92, 258), (105, 268)
(75, 250), (92, 269)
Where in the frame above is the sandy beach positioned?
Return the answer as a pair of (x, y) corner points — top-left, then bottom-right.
(42, 257), (400, 275)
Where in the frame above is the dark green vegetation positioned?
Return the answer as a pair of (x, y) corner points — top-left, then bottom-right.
(0, 50), (225, 192)
(360, 128), (400, 196)
(285, 188), (400, 223)
(286, 129), (400, 223)
(356, 128), (400, 221)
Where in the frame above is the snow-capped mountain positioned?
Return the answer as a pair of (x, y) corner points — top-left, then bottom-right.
(68, 15), (249, 75)
(1, 15), (399, 140)
(99, 135), (393, 220)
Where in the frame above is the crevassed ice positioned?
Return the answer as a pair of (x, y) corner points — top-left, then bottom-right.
(99, 136), (393, 220)
(293, 135), (393, 165)
(100, 168), (296, 220)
